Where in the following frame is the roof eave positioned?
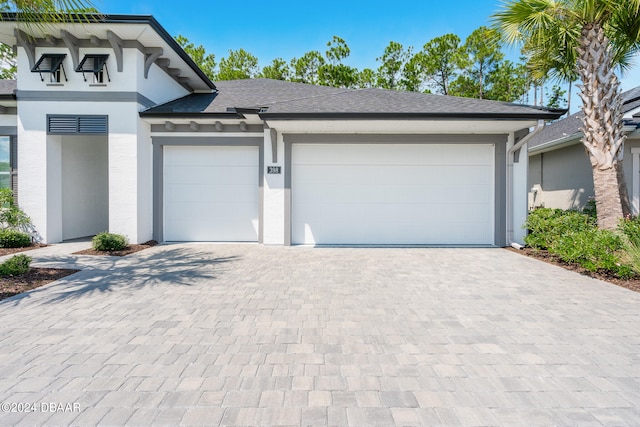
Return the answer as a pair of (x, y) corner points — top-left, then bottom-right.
(529, 123), (640, 155)
(259, 111), (565, 121)
(139, 111), (244, 119)
(0, 12), (216, 91)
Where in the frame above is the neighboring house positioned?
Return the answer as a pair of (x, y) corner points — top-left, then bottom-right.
(528, 87), (640, 213)
(0, 14), (562, 247)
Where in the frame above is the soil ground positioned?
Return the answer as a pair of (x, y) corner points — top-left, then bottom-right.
(0, 268), (79, 301)
(508, 247), (640, 293)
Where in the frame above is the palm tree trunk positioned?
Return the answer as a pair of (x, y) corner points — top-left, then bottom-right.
(576, 22), (629, 229)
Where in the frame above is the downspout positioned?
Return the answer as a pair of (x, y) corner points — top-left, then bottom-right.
(506, 120), (545, 245)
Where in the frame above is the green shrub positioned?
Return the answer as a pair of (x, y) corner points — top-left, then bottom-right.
(0, 188), (31, 231)
(92, 232), (128, 251)
(0, 254), (31, 277)
(0, 229), (31, 248)
(524, 208), (596, 250)
(550, 228), (633, 278)
(619, 216), (640, 247)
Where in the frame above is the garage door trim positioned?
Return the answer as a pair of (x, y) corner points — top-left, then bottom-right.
(152, 136), (264, 243)
(283, 133), (506, 246)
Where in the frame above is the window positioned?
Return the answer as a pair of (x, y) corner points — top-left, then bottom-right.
(31, 53), (67, 83)
(76, 54), (110, 83)
(0, 136), (10, 189)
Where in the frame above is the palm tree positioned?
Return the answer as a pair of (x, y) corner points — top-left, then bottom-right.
(1, 1), (98, 26)
(494, 0), (640, 230)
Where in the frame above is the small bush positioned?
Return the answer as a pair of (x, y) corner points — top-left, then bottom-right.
(524, 208), (596, 250)
(0, 254), (31, 277)
(550, 228), (633, 278)
(0, 229), (31, 248)
(619, 216), (640, 247)
(92, 232), (128, 252)
(0, 188), (31, 231)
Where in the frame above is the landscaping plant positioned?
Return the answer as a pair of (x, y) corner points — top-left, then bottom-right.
(0, 189), (33, 248)
(92, 232), (129, 252)
(0, 229), (31, 248)
(525, 207), (635, 279)
(0, 254), (31, 277)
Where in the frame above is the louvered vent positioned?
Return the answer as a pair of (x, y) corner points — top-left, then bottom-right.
(47, 115), (108, 135)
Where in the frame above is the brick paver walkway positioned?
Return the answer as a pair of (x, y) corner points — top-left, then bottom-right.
(0, 245), (639, 426)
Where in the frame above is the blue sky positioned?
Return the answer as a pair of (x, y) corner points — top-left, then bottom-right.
(96, 0), (640, 111)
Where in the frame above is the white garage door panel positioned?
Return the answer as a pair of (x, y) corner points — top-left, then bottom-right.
(164, 146), (259, 242)
(292, 144), (494, 245)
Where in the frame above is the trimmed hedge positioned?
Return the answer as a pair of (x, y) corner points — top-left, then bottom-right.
(0, 254), (31, 277)
(0, 229), (31, 248)
(92, 232), (128, 252)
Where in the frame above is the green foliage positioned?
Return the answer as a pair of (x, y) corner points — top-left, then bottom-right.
(317, 36), (359, 88)
(0, 188), (31, 231)
(550, 229), (632, 278)
(258, 58), (290, 80)
(524, 208), (596, 250)
(217, 48), (258, 80)
(0, 254), (31, 277)
(0, 43), (16, 79)
(175, 35), (216, 80)
(545, 84), (567, 109)
(525, 207), (636, 278)
(450, 26), (504, 99)
(0, 229), (31, 248)
(356, 68), (376, 88)
(619, 216), (640, 275)
(376, 41), (411, 90)
(290, 51), (325, 84)
(420, 33), (467, 95)
(620, 216), (640, 247)
(92, 232), (128, 252)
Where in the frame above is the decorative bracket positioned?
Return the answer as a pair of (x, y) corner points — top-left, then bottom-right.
(106, 30), (124, 72)
(60, 30), (79, 69)
(143, 47), (163, 78)
(14, 29), (36, 69)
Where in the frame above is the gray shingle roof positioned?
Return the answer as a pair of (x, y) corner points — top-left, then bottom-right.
(529, 86), (640, 148)
(0, 80), (16, 98)
(141, 78), (562, 120)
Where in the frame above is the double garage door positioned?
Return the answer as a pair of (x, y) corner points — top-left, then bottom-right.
(163, 143), (495, 245)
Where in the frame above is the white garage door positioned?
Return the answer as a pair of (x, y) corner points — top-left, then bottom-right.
(164, 146), (259, 241)
(292, 143), (494, 245)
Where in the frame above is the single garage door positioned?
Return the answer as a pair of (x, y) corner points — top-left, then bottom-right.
(292, 143), (494, 245)
(164, 145), (259, 241)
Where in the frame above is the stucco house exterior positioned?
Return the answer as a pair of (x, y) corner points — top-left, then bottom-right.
(0, 14), (563, 247)
(528, 87), (640, 213)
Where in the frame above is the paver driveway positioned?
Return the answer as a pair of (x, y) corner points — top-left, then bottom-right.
(0, 245), (639, 426)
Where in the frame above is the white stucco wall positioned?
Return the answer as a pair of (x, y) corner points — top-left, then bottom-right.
(136, 50), (190, 106)
(61, 135), (108, 240)
(512, 145), (528, 244)
(262, 129), (285, 244)
(14, 38), (192, 243)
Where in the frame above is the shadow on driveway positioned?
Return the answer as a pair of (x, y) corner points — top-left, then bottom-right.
(1, 246), (240, 306)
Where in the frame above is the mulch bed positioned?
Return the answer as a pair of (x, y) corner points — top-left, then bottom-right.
(508, 247), (640, 293)
(0, 268), (79, 301)
(0, 244), (48, 257)
(72, 240), (158, 257)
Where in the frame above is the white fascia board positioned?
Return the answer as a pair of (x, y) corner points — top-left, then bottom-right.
(265, 119), (540, 134)
(528, 133), (581, 155)
(529, 125), (639, 155)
